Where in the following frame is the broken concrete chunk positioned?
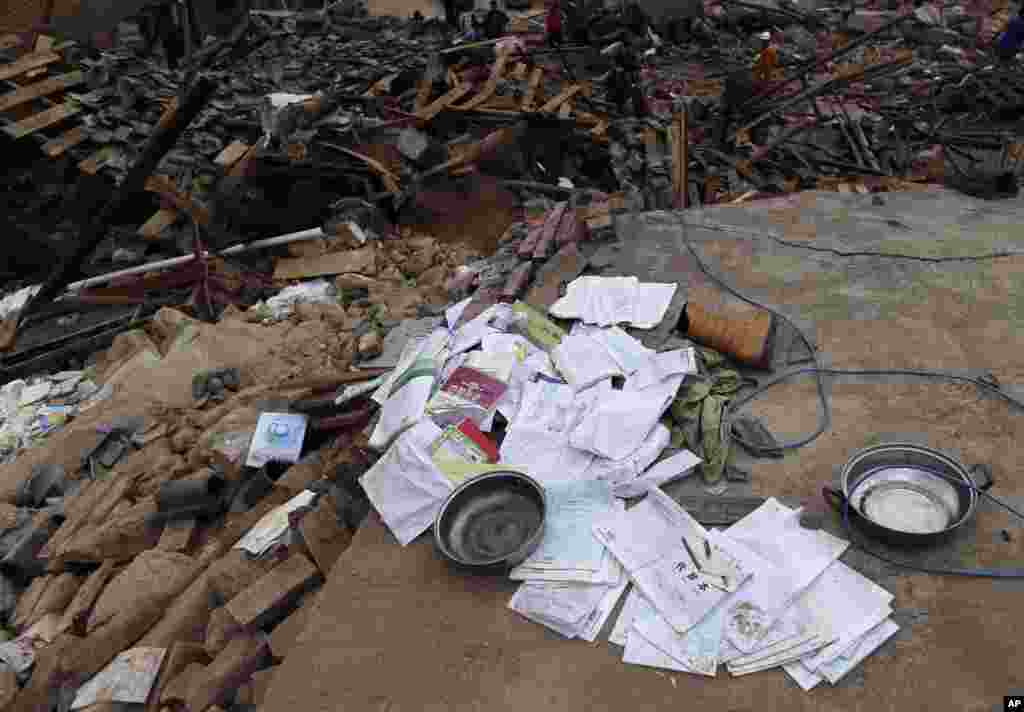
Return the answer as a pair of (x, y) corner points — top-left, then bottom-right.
(150, 642), (210, 707)
(205, 606), (245, 658)
(88, 549), (197, 633)
(226, 553), (321, 630)
(61, 559), (117, 634)
(28, 571), (82, 624)
(297, 495), (352, 576)
(160, 661), (207, 706)
(185, 632), (270, 712)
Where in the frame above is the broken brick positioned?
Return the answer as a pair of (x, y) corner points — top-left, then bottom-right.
(226, 553), (321, 630)
(88, 550), (197, 633)
(13, 574), (52, 631)
(138, 571), (216, 649)
(297, 495), (352, 577)
(268, 592), (317, 660)
(61, 559), (117, 634)
(157, 517), (198, 552)
(149, 642), (210, 707)
(27, 571), (83, 625)
(0, 665), (15, 709)
(185, 633), (270, 712)
(160, 661), (207, 706)
(205, 606), (246, 658)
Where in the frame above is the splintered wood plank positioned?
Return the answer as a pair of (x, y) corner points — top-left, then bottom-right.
(144, 174), (211, 226)
(414, 78), (432, 112)
(512, 62), (527, 81)
(521, 67), (543, 111)
(452, 51), (510, 111)
(35, 35), (55, 52)
(538, 83), (585, 114)
(416, 83), (471, 122)
(42, 126), (86, 158)
(138, 208), (178, 240)
(214, 139), (251, 169)
(3, 104), (79, 139)
(0, 35), (22, 50)
(0, 52), (60, 82)
(0, 71), (85, 113)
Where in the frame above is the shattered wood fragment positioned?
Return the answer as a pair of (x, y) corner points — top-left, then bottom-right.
(671, 110), (688, 209)
(226, 553), (321, 629)
(214, 140), (252, 169)
(417, 83), (471, 122)
(0, 51), (60, 81)
(138, 208), (178, 240)
(452, 51), (510, 111)
(144, 174), (211, 226)
(42, 126), (86, 157)
(0, 70), (84, 113)
(538, 83), (587, 114)
(521, 67), (543, 111)
(332, 146), (401, 193)
(3, 103), (80, 139)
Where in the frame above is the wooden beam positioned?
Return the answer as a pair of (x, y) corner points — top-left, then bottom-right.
(538, 83), (585, 114)
(144, 174), (211, 227)
(214, 140), (251, 169)
(41, 126), (86, 158)
(0, 52), (60, 82)
(416, 83), (471, 122)
(3, 104), (79, 140)
(521, 67), (543, 111)
(138, 208), (178, 240)
(0, 71), (84, 113)
(452, 51), (510, 111)
(670, 109), (688, 209)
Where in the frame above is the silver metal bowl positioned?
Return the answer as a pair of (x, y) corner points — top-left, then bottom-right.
(434, 471), (547, 572)
(835, 443), (990, 544)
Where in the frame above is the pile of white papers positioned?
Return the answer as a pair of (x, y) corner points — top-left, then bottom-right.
(550, 276), (678, 329)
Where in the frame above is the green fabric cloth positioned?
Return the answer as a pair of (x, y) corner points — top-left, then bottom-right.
(700, 394), (730, 486)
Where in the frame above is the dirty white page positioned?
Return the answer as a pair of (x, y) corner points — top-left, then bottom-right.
(446, 297), (473, 331)
(570, 324), (654, 375)
(482, 333), (554, 422)
(623, 628), (693, 673)
(633, 594), (727, 676)
(719, 594), (819, 664)
(626, 348), (697, 391)
(359, 420), (452, 546)
(499, 378), (597, 485)
(511, 480), (616, 576)
(586, 424), (670, 492)
(577, 570), (630, 642)
(783, 657), (826, 691)
(817, 618), (899, 684)
(235, 489), (317, 556)
(609, 586), (643, 647)
(613, 447), (702, 499)
(790, 559), (894, 672)
(629, 282), (679, 329)
(551, 333), (623, 391)
(372, 327), (448, 405)
(550, 276), (637, 327)
(72, 647), (166, 709)
(450, 304), (508, 355)
(593, 489), (750, 634)
(727, 635), (833, 676)
(719, 500), (849, 653)
(509, 560), (624, 640)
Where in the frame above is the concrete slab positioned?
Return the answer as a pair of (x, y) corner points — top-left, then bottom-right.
(263, 189), (1024, 711)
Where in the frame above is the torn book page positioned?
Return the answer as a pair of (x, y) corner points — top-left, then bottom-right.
(369, 328), (449, 450)
(551, 333), (623, 391)
(791, 559), (894, 673)
(235, 489), (317, 556)
(633, 592), (727, 676)
(626, 348), (698, 391)
(450, 304), (508, 356)
(372, 327), (449, 406)
(586, 423), (670, 492)
(359, 420), (452, 546)
(550, 276), (679, 329)
(570, 323), (654, 375)
(612, 447), (702, 499)
(720, 499), (849, 653)
(71, 647), (166, 709)
(593, 488), (750, 634)
(817, 618), (899, 684)
(510, 480), (616, 577)
(609, 586), (643, 647)
(569, 374), (684, 461)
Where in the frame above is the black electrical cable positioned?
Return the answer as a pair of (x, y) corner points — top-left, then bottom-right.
(669, 210), (1024, 576)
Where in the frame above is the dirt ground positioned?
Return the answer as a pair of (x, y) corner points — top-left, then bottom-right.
(261, 190), (1024, 712)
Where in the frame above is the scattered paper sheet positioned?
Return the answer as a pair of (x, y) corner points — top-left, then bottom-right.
(633, 594), (727, 676)
(593, 488), (750, 635)
(450, 304), (508, 355)
(446, 297), (473, 331)
(551, 333), (623, 391)
(570, 324), (654, 375)
(509, 558), (626, 640)
(612, 447), (702, 499)
(585, 424), (670, 493)
(360, 420), (453, 546)
(623, 627), (693, 673)
(627, 348), (697, 391)
(550, 276), (678, 329)
(369, 328), (449, 450)
(817, 618), (899, 684)
(720, 499), (849, 654)
(235, 489), (317, 555)
(511, 480), (616, 580)
(72, 647), (166, 709)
